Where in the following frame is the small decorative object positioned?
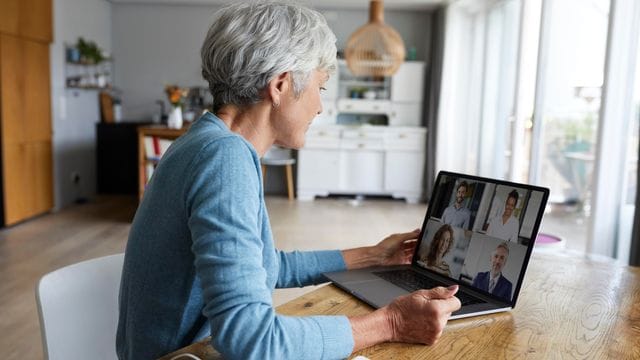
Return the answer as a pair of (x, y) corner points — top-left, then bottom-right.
(363, 89), (377, 100)
(345, 0), (405, 77)
(165, 85), (188, 129)
(75, 37), (106, 64)
(167, 106), (183, 129)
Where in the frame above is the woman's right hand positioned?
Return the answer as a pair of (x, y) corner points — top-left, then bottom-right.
(383, 285), (461, 345)
(349, 285), (461, 352)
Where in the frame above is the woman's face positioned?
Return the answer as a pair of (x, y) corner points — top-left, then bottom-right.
(438, 231), (452, 255)
(272, 70), (327, 149)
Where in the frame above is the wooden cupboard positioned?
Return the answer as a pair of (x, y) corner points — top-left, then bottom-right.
(0, 0), (52, 42)
(0, 0), (53, 226)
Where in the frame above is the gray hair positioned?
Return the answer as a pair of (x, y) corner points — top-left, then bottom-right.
(495, 242), (510, 256)
(201, 1), (337, 112)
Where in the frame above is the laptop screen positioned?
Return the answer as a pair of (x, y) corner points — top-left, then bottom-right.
(413, 171), (549, 306)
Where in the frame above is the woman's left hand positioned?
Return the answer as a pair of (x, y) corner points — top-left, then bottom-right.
(374, 229), (420, 266)
(342, 229), (421, 269)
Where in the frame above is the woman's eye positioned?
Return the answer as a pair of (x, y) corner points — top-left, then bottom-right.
(320, 87), (327, 92)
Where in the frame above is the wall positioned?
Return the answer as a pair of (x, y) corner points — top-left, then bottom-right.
(111, 3), (433, 120)
(51, 0), (112, 209)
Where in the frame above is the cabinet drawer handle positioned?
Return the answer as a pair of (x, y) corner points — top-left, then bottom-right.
(358, 143), (365, 149)
(318, 131), (326, 136)
(373, 105), (379, 110)
(398, 134), (407, 138)
(345, 104), (353, 110)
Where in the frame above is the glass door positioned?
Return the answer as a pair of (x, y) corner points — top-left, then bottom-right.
(528, 0), (611, 252)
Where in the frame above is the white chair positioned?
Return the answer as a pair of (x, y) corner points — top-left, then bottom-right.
(261, 145), (296, 201)
(36, 253), (124, 360)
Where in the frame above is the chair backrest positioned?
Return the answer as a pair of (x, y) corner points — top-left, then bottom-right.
(36, 253), (124, 360)
(261, 145), (295, 166)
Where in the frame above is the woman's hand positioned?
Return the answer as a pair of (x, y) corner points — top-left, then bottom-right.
(374, 229), (420, 266)
(342, 229), (420, 270)
(349, 285), (461, 351)
(384, 285), (461, 345)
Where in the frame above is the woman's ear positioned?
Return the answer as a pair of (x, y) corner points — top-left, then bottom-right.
(268, 72), (291, 107)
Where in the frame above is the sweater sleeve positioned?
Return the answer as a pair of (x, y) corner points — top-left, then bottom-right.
(184, 138), (354, 360)
(275, 250), (347, 288)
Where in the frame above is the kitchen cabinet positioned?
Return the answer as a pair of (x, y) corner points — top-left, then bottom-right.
(297, 60), (427, 203)
(328, 60), (425, 127)
(0, 33), (53, 226)
(297, 125), (426, 203)
(0, 0), (52, 42)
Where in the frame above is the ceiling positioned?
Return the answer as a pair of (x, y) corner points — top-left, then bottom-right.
(106, 0), (447, 10)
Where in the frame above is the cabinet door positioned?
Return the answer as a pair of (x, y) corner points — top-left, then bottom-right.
(389, 103), (423, 126)
(384, 151), (425, 193)
(297, 149), (340, 191)
(391, 62), (425, 102)
(1, 35), (53, 225)
(26, 141), (53, 216)
(0, 0), (19, 35)
(1, 34), (24, 144)
(18, 0), (52, 42)
(340, 150), (385, 192)
(24, 39), (52, 141)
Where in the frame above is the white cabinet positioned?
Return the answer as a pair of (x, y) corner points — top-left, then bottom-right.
(297, 149), (340, 199)
(297, 125), (426, 203)
(391, 62), (426, 103)
(319, 60), (425, 127)
(384, 127), (426, 203)
(389, 102), (423, 127)
(299, 61), (427, 203)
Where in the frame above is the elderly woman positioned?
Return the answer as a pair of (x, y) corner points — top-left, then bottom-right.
(422, 224), (455, 276)
(116, 2), (460, 359)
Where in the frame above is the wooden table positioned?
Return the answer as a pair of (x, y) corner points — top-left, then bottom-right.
(160, 251), (640, 359)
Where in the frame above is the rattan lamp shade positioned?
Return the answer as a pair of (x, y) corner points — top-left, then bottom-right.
(345, 0), (406, 77)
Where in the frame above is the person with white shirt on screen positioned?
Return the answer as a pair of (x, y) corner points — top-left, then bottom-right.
(486, 190), (520, 242)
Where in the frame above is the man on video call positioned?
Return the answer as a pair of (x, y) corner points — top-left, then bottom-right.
(441, 181), (471, 229)
(472, 242), (513, 301)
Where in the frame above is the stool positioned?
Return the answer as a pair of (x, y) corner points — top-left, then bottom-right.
(261, 146), (296, 201)
(535, 232), (566, 250)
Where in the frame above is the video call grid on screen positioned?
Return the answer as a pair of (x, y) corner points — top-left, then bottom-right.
(415, 174), (547, 303)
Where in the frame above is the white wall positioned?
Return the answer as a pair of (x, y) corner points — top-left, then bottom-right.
(111, 3), (433, 120)
(51, 0), (112, 209)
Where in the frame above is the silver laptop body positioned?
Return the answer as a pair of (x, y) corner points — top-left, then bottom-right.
(324, 171), (549, 319)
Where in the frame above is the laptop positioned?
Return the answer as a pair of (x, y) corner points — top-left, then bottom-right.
(324, 171), (549, 319)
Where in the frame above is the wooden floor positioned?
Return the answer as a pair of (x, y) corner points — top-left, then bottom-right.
(0, 196), (137, 360)
(0, 194), (586, 359)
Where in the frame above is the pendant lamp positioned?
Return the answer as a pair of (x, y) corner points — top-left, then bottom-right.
(345, 0), (406, 77)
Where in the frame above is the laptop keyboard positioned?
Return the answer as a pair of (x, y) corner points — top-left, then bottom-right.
(373, 269), (485, 306)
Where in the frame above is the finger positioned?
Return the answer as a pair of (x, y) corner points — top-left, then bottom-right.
(402, 241), (418, 252)
(424, 285), (459, 300)
(441, 295), (462, 313)
(394, 230), (421, 241)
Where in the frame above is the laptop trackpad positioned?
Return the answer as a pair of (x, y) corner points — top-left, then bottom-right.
(343, 279), (408, 309)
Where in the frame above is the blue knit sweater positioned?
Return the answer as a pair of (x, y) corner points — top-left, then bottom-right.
(116, 113), (354, 359)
